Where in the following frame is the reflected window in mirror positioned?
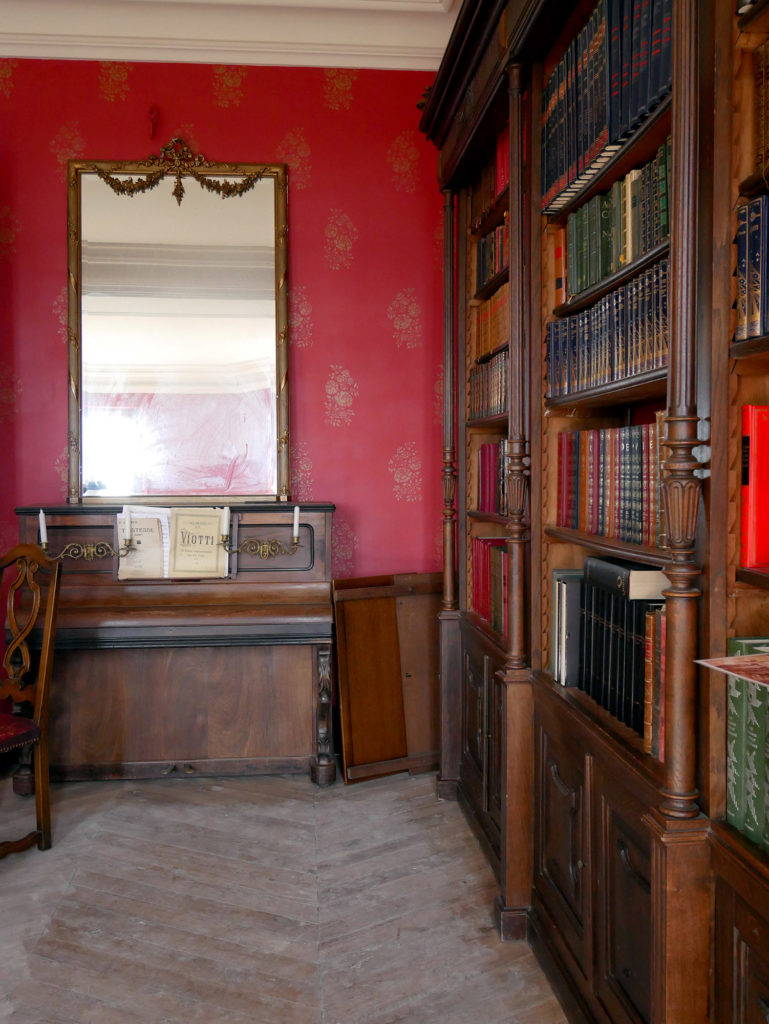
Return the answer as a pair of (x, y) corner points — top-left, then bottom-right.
(67, 142), (289, 502)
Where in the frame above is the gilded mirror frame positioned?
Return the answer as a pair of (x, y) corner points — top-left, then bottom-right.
(66, 140), (289, 503)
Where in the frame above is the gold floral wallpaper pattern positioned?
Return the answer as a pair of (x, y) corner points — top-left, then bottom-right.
(1, 59), (443, 579)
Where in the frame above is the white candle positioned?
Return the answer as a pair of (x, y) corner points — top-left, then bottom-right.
(221, 506), (230, 536)
(38, 509), (47, 545)
(292, 504), (300, 540)
(124, 506), (131, 541)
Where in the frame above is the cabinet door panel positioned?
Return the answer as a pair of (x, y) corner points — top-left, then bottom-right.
(487, 670), (504, 832)
(462, 649), (485, 777)
(535, 717), (589, 976)
(594, 773), (652, 1024)
(716, 880), (769, 1024)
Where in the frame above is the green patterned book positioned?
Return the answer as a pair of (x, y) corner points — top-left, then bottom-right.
(725, 636), (769, 840)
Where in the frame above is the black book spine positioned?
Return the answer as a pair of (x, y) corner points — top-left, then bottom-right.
(648, 0), (663, 105)
(658, 0), (672, 97)
(629, 0), (642, 126)
(608, 0), (622, 144)
(637, 0), (651, 121)
(620, 0), (633, 136)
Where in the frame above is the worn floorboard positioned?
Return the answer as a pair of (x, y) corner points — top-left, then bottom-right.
(0, 771), (566, 1024)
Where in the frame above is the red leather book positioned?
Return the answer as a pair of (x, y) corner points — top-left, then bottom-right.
(741, 404), (769, 567)
(579, 429), (590, 533)
(557, 432), (568, 527)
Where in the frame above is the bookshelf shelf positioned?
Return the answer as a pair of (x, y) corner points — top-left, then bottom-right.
(544, 95), (673, 223)
(736, 566), (769, 588)
(544, 367), (667, 409)
(534, 670), (665, 775)
(475, 340), (510, 366)
(554, 240), (671, 317)
(544, 525), (670, 566)
(738, 170), (769, 199)
(730, 335), (769, 359)
(465, 610), (508, 652)
(475, 265), (509, 302)
(469, 510), (509, 525)
(472, 185), (510, 235)
(466, 413), (508, 430)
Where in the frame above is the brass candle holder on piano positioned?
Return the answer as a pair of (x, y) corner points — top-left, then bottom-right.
(41, 536), (134, 562)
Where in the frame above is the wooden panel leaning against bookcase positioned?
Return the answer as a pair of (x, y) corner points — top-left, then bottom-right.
(525, 0), (712, 1021)
(710, 3), (769, 1021)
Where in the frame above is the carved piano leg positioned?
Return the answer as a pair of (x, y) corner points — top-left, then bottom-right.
(310, 644), (336, 786)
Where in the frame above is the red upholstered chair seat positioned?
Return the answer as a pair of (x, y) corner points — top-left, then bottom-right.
(0, 713), (40, 753)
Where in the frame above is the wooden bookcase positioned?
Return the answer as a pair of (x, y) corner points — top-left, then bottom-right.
(420, 0), (727, 1020)
(707, 2), (769, 1020)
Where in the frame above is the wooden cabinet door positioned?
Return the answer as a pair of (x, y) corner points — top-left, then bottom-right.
(593, 768), (653, 1024)
(486, 669), (504, 834)
(459, 632), (504, 858)
(534, 714), (589, 980)
(715, 879), (769, 1024)
(462, 648), (486, 786)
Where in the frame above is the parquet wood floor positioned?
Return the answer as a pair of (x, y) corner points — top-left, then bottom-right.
(0, 771), (566, 1023)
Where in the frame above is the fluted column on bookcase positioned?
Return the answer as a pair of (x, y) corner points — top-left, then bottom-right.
(504, 63), (529, 672)
(659, 0), (701, 823)
(442, 187), (457, 612)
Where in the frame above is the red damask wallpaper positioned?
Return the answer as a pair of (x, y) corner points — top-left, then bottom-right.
(0, 59), (444, 578)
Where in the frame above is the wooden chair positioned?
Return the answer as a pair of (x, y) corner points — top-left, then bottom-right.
(0, 544), (62, 858)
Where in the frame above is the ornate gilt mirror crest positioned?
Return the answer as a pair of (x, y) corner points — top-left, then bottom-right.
(67, 139), (289, 503)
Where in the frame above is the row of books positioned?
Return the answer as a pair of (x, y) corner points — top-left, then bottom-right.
(471, 282), (509, 360)
(753, 40), (769, 175)
(546, 258), (669, 397)
(735, 196), (769, 341)
(471, 536), (509, 638)
(469, 347), (508, 420)
(565, 137), (670, 297)
(541, 0), (672, 212)
(470, 122), (511, 226)
(477, 440), (510, 517)
(476, 218), (509, 292)
(741, 404), (769, 569)
(726, 636), (769, 850)
(551, 557), (667, 754)
(556, 413), (667, 548)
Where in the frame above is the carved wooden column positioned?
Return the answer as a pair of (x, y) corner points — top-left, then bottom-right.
(659, 0), (701, 823)
(495, 62), (534, 942)
(645, 1), (710, 1017)
(438, 186), (462, 797)
(504, 63), (529, 673)
(441, 187), (458, 614)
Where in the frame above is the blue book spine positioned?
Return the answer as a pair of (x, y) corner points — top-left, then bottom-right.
(736, 203), (749, 343)
(748, 196), (766, 338)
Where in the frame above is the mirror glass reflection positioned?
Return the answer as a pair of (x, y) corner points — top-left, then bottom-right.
(69, 154), (288, 501)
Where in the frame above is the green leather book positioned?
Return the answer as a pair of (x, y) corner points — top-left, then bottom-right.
(725, 636), (769, 840)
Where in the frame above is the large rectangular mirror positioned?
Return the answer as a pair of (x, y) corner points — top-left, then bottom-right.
(67, 140), (289, 502)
